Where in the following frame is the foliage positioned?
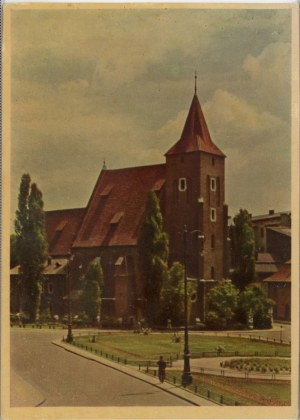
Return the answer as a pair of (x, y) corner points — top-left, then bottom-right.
(160, 262), (185, 326)
(230, 209), (255, 290)
(239, 283), (273, 329)
(206, 281), (239, 329)
(14, 174), (48, 321)
(10, 234), (19, 268)
(81, 257), (104, 324)
(138, 191), (169, 326)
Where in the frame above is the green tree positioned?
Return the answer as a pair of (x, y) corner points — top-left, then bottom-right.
(14, 174), (48, 321)
(231, 209), (255, 290)
(138, 191), (169, 326)
(81, 257), (104, 324)
(160, 262), (185, 326)
(206, 281), (239, 329)
(10, 234), (19, 268)
(239, 283), (273, 329)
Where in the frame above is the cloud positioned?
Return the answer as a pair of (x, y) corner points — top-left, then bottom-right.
(203, 89), (289, 149)
(10, 8), (292, 221)
(242, 42), (291, 119)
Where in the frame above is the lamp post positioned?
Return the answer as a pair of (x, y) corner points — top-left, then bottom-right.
(181, 224), (192, 387)
(66, 254), (74, 343)
(66, 253), (83, 344)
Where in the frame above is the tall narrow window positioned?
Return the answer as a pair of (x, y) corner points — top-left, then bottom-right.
(212, 158), (215, 166)
(211, 267), (215, 279)
(210, 208), (216, 222)
(178, 178), (187, 192)
(210, 177), (216, 191)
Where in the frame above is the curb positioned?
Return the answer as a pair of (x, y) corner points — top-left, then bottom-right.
(11, 368), (46, 407)
(52, 340), (218, 407)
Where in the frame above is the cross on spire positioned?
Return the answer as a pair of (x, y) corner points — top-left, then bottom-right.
(194, 70), (197, 95)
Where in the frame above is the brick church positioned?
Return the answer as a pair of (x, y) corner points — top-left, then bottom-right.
(20, 82), (229, 323)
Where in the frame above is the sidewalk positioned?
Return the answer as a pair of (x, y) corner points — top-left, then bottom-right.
(171, 357), (291, 381)
(53, 340), (218, 407)
(11, 368), (45, 407)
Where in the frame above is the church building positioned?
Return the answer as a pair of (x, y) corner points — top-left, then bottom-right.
(43, 81), (229, 323)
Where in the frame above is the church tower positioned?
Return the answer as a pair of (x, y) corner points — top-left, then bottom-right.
(164, 78), (229, 318)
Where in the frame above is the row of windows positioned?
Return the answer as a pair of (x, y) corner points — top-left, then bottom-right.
(178, 177), (217, 192)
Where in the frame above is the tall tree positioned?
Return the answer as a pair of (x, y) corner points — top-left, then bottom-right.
(138, 191), (169, 326)
(239, 283), (274, 329)
(10, 234), (19, 268)
(81, 257), (104, 324)
(231, 209), (255, 290)
(160, 262), (185, 326)
(14, 174), (48, 321)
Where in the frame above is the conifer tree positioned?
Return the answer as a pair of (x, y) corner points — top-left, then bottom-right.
(14, 174), (48, 321)
(160, 262), (185, 326)
(138, 191), (169, 326)
(81, 257), (103, 324)
(231, 209), (255, 290)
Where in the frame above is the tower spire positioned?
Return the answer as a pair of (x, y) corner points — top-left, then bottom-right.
(194, 70), (197, 95)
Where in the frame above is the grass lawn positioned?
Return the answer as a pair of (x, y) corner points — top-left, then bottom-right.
(178, 372), (290, 406)
(73, 332), (290, 364)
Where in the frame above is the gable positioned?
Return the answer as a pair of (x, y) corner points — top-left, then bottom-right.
(72, 164), (166, 248)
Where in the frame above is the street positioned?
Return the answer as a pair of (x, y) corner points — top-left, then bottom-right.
(10, 329), (192, 407)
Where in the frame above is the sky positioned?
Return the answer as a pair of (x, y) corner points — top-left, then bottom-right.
(10, 6), (292, 225)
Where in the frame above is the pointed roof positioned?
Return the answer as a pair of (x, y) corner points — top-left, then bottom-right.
(165, 94), (225, 157)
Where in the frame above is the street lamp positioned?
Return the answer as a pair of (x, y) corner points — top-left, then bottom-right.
(181, 224), (192, 387)
(66, 254), (75, 343)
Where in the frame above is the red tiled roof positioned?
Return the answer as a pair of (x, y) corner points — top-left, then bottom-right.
(256, 253), (281, 264)
(73, 164), (166, 248)
(267, 227), (291, 237)
(165, 94), (225, 157)
(11, 258), (69, 276)
(263, 261), (291, 283)
(45, 208), (85, 256)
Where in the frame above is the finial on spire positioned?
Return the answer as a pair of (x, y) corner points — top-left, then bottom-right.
(194, 70), (197, 95)
(102, 159), (107, 170)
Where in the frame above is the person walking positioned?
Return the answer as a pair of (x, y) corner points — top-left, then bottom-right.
(157, 356), (166, 383)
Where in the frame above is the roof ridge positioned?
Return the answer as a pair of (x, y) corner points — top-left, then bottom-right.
(45, 207), (85, 214)
(104, 163), (165, 172)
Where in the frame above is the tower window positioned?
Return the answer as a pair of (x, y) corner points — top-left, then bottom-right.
(211, 234), (215, 249)
(210, 208), (217, 222)
(211, 266), (215, 279)
(212, 158), (215, 166)
(178, 178), (187, 192)
(210, 177), (216, 191)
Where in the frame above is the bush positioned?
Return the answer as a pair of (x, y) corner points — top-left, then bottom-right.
(206, 311), (226, 330)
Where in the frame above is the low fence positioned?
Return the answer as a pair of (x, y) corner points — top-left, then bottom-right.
(224, 332), (290, 346)
(192, 366), (290, 380)
(69, 339), (242, 406)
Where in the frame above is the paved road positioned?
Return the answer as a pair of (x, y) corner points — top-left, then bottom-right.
(10, 330), (192, 407)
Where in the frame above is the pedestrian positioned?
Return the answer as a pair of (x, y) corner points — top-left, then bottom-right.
(157, 355), (166, 383)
